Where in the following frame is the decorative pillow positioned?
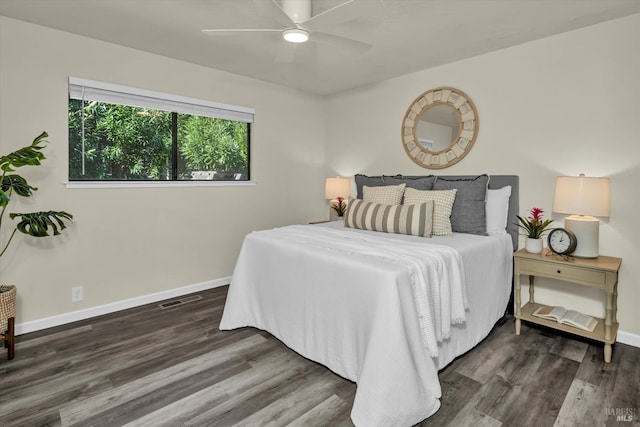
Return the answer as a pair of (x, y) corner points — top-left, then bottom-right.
(403, 188), (457, 236)
(432, 174), (489, 235)
(362, 183), (406, 205)
(344, 199), (434, 237)
(486, 185), (512, 234)
(354, 174), (436, 199)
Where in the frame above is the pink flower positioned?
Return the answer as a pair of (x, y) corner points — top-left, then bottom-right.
(528, 207), (545, 225)
(531, 207), (544, 218)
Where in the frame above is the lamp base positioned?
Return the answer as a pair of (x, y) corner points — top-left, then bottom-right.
(565, 215), (599, 258)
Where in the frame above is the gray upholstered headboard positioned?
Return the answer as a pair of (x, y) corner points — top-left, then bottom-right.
(487, 175), (519, 249)
(354, 174), (519, 249)
(425, 175), (519, 249)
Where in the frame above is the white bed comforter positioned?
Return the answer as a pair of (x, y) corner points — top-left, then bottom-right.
(220, 224), (472, 426)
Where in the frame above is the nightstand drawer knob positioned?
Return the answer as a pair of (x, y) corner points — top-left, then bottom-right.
(557, 269), (561, 274)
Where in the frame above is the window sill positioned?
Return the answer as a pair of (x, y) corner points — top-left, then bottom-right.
(65, 181), (257, 189)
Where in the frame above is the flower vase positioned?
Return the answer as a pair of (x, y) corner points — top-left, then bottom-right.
(525, 237), (543, 254)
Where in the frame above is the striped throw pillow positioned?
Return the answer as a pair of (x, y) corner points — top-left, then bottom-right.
(403, 188), (457, 236)
(362, 183), (406, 205)
(344, 199), (434, 237)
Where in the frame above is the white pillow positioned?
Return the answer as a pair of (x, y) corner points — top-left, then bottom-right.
(485, 185), (512, 234)
(362, 183), (406, 205)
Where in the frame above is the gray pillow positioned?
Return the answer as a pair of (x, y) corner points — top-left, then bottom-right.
(432, 174), (489, 235)
(354, 174), (436, 199)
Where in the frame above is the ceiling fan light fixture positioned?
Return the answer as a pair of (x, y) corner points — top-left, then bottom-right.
(283, 28), (309, 43)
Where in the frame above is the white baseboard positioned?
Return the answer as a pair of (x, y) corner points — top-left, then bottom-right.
(617, 330), (640, 348)
(15, 278), (640, 350)
(15, 277), (230, 336)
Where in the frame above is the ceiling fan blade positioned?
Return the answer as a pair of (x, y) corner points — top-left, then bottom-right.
(202, 29), (282, 35)
(275, 44), (297, 63)
(275, 41), (318, 64)
(252, 0), (295, 28)
(310, 31), (372, 54)
(302, 0), (367, 32)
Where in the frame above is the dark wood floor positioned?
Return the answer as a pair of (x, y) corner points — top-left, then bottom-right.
(1, 285), (638, 426)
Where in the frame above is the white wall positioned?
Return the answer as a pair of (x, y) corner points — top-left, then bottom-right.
(2, 13), (639, 342)
(325, 14), (640, 337)
(0, 17), (327, 328)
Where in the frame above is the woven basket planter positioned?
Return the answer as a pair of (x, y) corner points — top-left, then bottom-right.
(0, 285), (17, 333)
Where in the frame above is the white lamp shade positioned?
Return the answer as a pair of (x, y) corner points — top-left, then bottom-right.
(552, 175), (610, 217)
(325, 177), (351, 200)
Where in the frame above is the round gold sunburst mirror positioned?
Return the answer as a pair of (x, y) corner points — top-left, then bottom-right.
(401, 87), (479, 169)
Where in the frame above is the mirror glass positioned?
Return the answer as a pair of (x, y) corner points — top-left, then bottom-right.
(416, 105), (460, 152)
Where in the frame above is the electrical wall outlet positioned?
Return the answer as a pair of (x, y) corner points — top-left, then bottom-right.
(71, 286), (83, 302)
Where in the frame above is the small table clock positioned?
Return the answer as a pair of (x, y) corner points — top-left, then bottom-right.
(547, 227), (578, 256)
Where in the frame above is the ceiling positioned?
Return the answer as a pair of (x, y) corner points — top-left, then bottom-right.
(2, 0), (640, 95)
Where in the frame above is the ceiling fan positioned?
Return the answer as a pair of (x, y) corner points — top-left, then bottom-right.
(202, 0), (372, 53)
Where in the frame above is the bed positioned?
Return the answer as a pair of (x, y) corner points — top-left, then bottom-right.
(220, 174), (519, 426)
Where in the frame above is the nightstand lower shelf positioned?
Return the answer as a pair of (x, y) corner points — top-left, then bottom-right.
(516, 302), (618, 344)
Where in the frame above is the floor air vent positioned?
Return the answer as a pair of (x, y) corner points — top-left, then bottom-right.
(158, 294), (203, 309)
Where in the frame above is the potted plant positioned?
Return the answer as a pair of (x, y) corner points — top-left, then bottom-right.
(330, 196), (347, 220)
(0, 131), (73, 360)
(515, 207), (553, 253)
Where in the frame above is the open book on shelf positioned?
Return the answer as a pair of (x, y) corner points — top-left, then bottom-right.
(532, 306), (598, 332)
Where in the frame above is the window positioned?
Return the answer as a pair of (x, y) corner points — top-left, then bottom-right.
(68, 78), (253, 182)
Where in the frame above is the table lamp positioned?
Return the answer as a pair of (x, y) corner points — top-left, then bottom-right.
(552, 174), (610, 258)
(325, 177), (351, 220)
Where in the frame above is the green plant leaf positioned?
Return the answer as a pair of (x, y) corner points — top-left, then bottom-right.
(1, 132), (75, 258)
(0, 189), (9, 206)
(1, 174), (37, 198)
(9, 211), (73, 237)
(0, 131), (48, 172)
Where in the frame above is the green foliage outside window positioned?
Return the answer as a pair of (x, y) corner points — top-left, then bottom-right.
(178, 114), (248, 178)
(69, 100), (249, 181)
